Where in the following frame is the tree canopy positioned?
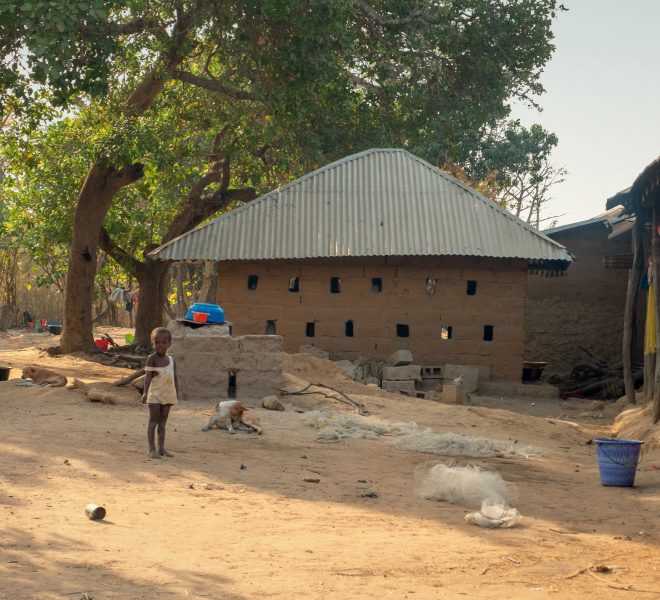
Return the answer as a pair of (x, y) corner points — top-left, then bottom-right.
(0, 0), (567, 348)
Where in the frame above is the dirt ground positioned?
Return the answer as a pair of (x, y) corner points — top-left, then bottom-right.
(1, 329), (659, 599)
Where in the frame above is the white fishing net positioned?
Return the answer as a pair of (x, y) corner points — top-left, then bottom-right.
(393, 431), (543, 459)
(299, 410), (417, 442)
(418, 463), (523, 528)
(416, 463), (517, 506)
(300, 410), (543, 459)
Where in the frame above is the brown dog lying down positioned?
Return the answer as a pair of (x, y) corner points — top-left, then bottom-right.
(202, 400), (262, 434)
(21, 366), (68, 387)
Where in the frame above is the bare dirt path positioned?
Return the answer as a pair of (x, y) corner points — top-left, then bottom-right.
(1, 342), (659, 599)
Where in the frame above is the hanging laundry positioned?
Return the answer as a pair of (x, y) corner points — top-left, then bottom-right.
(132, 291), (139, 305)
(109, 287), (123, 303)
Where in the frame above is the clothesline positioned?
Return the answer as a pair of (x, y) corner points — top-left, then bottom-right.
(109, 288), (139, 312)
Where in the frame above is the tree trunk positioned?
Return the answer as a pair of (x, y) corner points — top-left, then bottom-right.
(60, 163), (143, 352)
(198, 261), (215, 303)
(133, 258), (170, 350)
(175, 263), (189, 318)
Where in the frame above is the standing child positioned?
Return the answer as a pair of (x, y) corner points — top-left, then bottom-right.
(142, 327), (178, 459)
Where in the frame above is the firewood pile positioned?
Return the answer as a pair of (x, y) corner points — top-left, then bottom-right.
(547, 348), (643, 399)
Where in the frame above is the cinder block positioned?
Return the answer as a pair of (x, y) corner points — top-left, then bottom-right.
(421, 365), (443, 379)
(443, 364), (480, 393)
(385, 350), (413, 366)
(441, 383), (469, 405)
(381, 379), (416, 393)
(382, 365), (421, 381)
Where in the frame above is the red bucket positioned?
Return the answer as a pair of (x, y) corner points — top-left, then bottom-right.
(94, 339), (109, 351)
(192, 311), (209, 324)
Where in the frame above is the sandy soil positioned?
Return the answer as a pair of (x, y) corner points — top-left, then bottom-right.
(1, 333), (659, 599)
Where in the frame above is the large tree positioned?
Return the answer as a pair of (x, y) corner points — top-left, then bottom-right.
(2, 0), (565, 352)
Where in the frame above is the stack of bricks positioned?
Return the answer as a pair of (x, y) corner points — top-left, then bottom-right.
(380, 350), (421, 395)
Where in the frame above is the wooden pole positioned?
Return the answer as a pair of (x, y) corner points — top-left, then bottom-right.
(653, 203), (660, 422)
(623, 216), (643, 403)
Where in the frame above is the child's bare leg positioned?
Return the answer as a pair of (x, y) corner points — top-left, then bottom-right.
(147, 404), (161, 459)
(158, 404), (173, 456)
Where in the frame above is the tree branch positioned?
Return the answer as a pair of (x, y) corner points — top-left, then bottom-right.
(162, 186), (255, 244)
(172, 70), (256, 100)
(352, 0), (441, 26)
(99, 228), (142, 275)
(124, 8), (196, 115)
(117, 17), (167, 37)
(107, 163), (145, 190)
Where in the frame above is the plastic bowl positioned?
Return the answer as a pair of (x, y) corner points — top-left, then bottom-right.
(185, 303), (225, 323)
(192, 311), (209, 324)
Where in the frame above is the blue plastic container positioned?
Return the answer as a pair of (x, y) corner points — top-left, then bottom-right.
(185, 303), (225, 324)
(594, 438), (643, 487)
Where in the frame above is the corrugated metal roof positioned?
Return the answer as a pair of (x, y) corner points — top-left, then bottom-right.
(150, 148), (572, 266)
(544, 205), (624, 236)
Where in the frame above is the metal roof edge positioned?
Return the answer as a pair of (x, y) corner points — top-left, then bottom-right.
(544, 216), (608, 235)
(399, 151), (571, 255)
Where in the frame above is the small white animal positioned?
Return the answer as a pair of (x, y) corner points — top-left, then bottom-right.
(202, 400), (262, 434)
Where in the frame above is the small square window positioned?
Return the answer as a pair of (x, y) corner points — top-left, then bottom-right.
(247, 275), (259, 290)
(371, 277), (383, 293)
(306, 322), (315, 337)
(288, 276), (300, 292)
(396, 323), (409, 338)
(466, 280), (477, 295)
(266, 320), (276, 335)
(345, 320), (354, 337)
(330, 277), (341, 293)
(441, 326), (452, 340)
(483, 325), (494, 341)
(426, 278), (437, 295)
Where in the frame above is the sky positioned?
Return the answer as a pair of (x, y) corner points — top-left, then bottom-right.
(511, 0), (660, 226)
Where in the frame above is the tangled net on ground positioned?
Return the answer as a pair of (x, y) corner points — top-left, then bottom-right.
(417, 463), (523, 528)
(299, 410), (416, 443)
(299, 410), (543, 458)
(417, 463), (517, 506)
(393, 431), (542, 459)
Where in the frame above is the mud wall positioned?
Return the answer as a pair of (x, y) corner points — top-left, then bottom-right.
(168, 321), (283, 401)
(525, 224), (638, 374)
(215, 256), (528, 381)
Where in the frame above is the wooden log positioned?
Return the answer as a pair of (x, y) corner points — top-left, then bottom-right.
(86, 388), (115, 404)
(113, 368), (146, 387)
(67, 378), (91, 392)
(132, 376), (145, 393)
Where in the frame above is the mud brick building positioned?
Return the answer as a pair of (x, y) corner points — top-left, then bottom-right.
(152, 149), (572, 381)
(525, 208), (641, 374)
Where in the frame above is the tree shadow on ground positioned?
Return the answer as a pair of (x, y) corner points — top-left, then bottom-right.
(0, 527), (243, 599)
